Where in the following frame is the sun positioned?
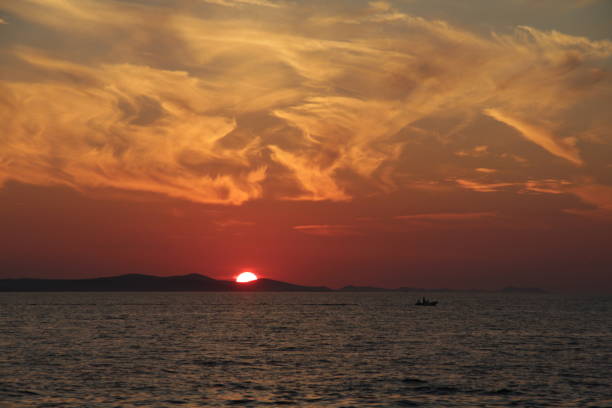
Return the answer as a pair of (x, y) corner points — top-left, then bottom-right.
(236, 271), (258, 283)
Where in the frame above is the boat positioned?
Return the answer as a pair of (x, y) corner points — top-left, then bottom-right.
(415, 297), (438, 306)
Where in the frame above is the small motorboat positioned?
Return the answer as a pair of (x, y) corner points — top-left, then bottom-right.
(415, 297), (438, 306)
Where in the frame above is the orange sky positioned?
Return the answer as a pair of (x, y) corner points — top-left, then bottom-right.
(1, 0), (611, 291)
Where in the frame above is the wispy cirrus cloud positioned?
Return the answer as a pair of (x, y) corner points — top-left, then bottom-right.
(293, 224), (361, 237)
(214, 219), (256, 230)
(0, 0), (610, 207)
(396, 212), (497, 221)
(484, 109), (583, 166)
(455, 178), (577, 196)
(522, 179), (572, 195)
(201, 0), (283, 8)
(0, 49), (267, 204)
(455, 179), (519, 193)
(566, 184), (612, 219)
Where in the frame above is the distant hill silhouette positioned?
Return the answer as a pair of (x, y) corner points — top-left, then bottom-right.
(0, 274), (330, 292)
(0, 274), (546, 293)
(228, 278), (331, 292)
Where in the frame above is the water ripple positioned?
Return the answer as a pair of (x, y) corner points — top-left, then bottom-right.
(0, 292), (610, 407)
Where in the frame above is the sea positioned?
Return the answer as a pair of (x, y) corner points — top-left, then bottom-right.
(0, 292), (610, 407)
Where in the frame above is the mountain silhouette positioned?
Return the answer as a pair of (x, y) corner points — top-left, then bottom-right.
(0, 274), (330, 292)
(0, 274), (545, 292)
(227, 278), (331, 292)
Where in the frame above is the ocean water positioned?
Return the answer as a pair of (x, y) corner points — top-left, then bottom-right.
(0, 292), (610, 407)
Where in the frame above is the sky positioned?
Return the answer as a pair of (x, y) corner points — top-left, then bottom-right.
(1, 0), (611, 292)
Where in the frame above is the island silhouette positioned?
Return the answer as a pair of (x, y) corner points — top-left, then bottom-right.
(0, 273), (546, 293)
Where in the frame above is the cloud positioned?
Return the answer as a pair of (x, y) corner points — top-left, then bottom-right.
(455, 178), (577, 195)
(0, 0), (610, 204)
(269, 145), (350, 201)
(455, 179), (519, 193)
(369, 1), (392, 12)
(214, 219), (256, 229)
(566, 184), (612, 219)
(456, 146), (489, 157)
(202, 0), (283, 8)
(293, 224), (361, 237)
(396, 212), (497, 221)
(522, 179), (571, 195)
(484, 109), (583, 166)
(475, 168), (497, 173)
(0, 51), (267, 204)
(516, 25), (612, 58)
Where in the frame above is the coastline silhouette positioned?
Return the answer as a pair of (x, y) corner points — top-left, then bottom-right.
(0, 273), (546, 293)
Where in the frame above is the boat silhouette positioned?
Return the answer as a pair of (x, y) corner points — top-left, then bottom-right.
(415, 297), (438, 306)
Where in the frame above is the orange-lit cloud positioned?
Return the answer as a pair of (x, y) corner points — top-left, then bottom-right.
(566, 184), (612, 219)
(0, 0), (610, 208)
(455, 179), (519, 193)
(522, 179), (572, 195)
(202, 0), (283, 8)
(293, 224), (360, 237)
(0, 51), (268, 204)
(484, 109), (583, 166)
(396, 212), (497, 221)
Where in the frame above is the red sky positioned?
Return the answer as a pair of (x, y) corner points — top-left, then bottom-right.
(1, 0), (611, 292)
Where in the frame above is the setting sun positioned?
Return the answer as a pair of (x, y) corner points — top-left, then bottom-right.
(236, 272), (258, 283)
